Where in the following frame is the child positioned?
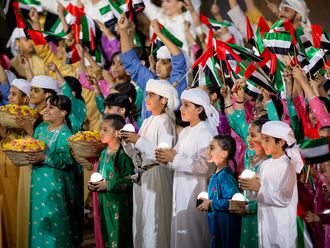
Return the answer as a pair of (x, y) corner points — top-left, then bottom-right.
(96, 92), (139, 132)
(27, 95), (83, 247)
(47, 62), (86, 134)
(240, 121), (299, 248)
(120, 79), (179, 248)
(88, 114), (134, 248)
(235, 118), (269, 248)
(197, 134), (242, 248)
(0, 78), (30, 248)
(118, 14), (187, 121)
(155, 88), (219, 248)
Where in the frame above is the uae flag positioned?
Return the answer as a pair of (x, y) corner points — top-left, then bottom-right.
(302, 47), (325, 76)
(263, 32), (293, 55)
(13, 1), (32, 29)
(246, 16), (256, 47)
(255, 16), (270, 54)
(232, 64), (261, 98)
(16, 0), (42, 12)
(98, 1), (116, 27)
(312, 24), (330, 52)
(150, 23), (183, 50)
(65, 44), (80, 64)
(244, 62), (276, 93)
(132, 0), (145, 12)
(299, 136), (330, 164)
(200, 14), (231, 31)
(108, 0), (128, 19)
(226, 42), (262, 62)
(49, 10), (76, 35)
(203, 56), (222, 87)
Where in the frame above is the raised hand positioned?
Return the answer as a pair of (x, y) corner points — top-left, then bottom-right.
(117, 13), (129, 31)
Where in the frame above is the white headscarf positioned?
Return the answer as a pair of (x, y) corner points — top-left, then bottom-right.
(146, 79), (179, 110)
(262, 121), (304, 173)
(31, 76), (61, 95)
(156, 46), (171, 60)
(12, 79), (31, 97)
(181, 88), (219, 136)
(280, 0), (311, 34)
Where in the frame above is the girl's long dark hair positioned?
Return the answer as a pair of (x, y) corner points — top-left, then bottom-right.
(46, 95), (72, 131)
(213, 134), (238, 179)
(64, 76), (84, 102)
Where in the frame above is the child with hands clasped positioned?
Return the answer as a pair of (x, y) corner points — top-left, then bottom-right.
(27, 95), (83, 248)
(119, 79), (179, 248)
(197, 135), (242, 248)
(240, 121), (302, 248)
(156, 88), (219, 248)
(88, 114), (134, 248)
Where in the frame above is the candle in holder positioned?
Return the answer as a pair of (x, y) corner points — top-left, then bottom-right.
(196, 191), (208, 207)
(229, 193), (245, 211)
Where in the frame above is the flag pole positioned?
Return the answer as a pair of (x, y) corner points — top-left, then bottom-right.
(189, 69), (200, 88)
(173, 67), (193, 88)
(305, 165), (310, 184)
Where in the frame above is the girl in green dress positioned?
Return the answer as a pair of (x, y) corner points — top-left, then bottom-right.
(88, 114), (134, 248)
(27, 95), (83, 248)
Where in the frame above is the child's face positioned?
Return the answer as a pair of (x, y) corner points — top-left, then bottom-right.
(111, 55), (127, 80)
(247, 124), (264, 155)
(145, 92), (164, 113)
(161, 0), (182, 17)
(100, 120), (117, 143)
(180, 100), (201, 123)
(261, 134), (283, 156)
(104, 106), (125, 118)
(156, 59), (172, 79)
(207, 139), (228, 165)
(9, 86), (27, 105)
(16, 38), (35, 54)
(29, 87), (45, 105)
(43, 100), (65, 124)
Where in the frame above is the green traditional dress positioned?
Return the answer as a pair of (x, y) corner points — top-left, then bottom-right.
(228, 103), (277, 248)
(29, 122), (83, 248)
(97, 147), (134, 248)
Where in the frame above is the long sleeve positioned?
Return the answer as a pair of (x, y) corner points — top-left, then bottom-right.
(227, 109), (249, 146)
(101, 35), (120, 63)
(308, 96), (330, 127)
(265, 100), (279, 121)
(79, 72), (93, 91)
(120, 49), (156, 90)
(106, 150), (134, 193)
(168, 52), (187, 97)
(171, 129), (212, 174)
(211, 175), (239, 211)
(34, 44), (76, 78)
(95, 95), (105, 115)
(135, 125), (175, 162)
(34, 128), (73, 170)
(287, 97), (304, 142)
(0, 81), (10, 106)
(257, 159), (296, 207)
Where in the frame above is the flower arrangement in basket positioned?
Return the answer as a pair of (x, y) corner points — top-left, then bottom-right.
(68, 131), (106, 169)
(3, 137), (46, 166)
(0, 104), (39, 129)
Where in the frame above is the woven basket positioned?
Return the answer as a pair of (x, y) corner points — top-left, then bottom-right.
(69, 140), (105, 158)
(0, 111), (36, 129)
(4, 150), (43, 167)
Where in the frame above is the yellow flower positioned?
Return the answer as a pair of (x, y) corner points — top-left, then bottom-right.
(68, 131), (101, 142)
(0, 104), (38, 117)
(3, 137), (46, 152)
